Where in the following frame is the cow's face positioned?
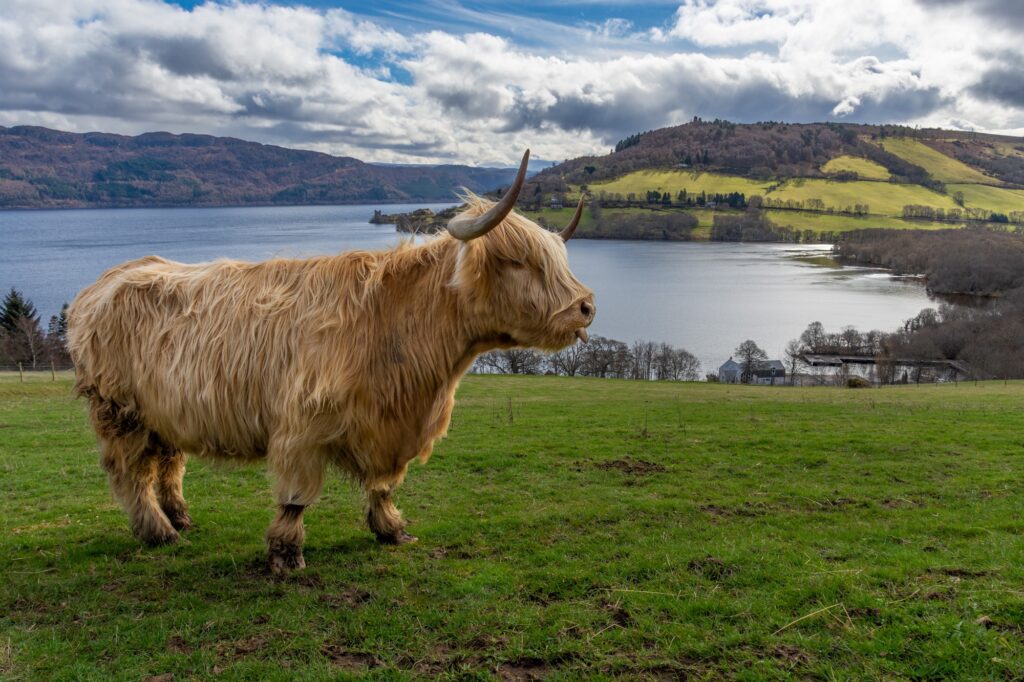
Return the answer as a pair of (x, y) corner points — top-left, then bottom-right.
(446, 150), (595, 352)
(453, 213), (595, 351)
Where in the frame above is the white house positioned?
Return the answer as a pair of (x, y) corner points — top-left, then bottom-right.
(718, 357), (786, 385)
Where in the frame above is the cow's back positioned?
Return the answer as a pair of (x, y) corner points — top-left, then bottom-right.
(68, 254), (326, 459)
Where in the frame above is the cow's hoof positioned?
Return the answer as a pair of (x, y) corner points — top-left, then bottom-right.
(376, 529), (418, 546)
(139, 526), (180, 547)
(167, 511), (194, 532)
(268, 546), (306, 575)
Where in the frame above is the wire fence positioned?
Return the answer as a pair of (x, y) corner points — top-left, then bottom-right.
(0, 361), (75, 382)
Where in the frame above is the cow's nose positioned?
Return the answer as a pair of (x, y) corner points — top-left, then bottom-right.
(580, 300), (595, 320)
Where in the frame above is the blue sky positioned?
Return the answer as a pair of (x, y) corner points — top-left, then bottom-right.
(1, 1), (1022, 165)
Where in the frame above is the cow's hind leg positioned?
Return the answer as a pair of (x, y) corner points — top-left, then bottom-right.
(89, 394), (178, 546)
(266, 444), (326, 574)
(100, 432), (179, 546)
(156, 445), (192, 532)
(366, 473), (417, 545)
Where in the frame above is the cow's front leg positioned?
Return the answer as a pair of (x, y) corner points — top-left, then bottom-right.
(266, 503), (307, 574)
(366, 482), (417, 545)
(266, 443), (325, 574)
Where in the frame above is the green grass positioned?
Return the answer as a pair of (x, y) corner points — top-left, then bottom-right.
(875, 138), (997, 184)
(4, 377), (1024, 680)
(821, 155), (891, 181)
(947, 183), (1024, 215)
(588, 170), (772, 197)
(768, 178), (960, 217)
(765, 210), (963, 233)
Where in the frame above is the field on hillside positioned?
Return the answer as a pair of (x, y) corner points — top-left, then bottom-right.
(821, 155), (891, 181)
(875, 138), (997, 185)
(3, 376), (1024, 680)
(948, 183), (1024, 214)
(765, 210), (961, 233)
(768, 178), (960, 216)
(589, 170), (771, 197)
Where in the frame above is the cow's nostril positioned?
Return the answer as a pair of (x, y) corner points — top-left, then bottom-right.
(580, 301), (593, 318)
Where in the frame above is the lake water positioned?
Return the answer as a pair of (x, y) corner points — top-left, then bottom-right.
(0, 204), (935, 373)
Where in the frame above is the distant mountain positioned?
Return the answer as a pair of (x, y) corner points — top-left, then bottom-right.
(0, 126), (518, 209)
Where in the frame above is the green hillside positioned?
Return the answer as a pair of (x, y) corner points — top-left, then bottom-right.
(821, 155), (891, 180)
(522, 122), (1024, 240)
(874, 137), (997, 184)
(948, 183), (1024, 214)
(4, 375), (1024, 679)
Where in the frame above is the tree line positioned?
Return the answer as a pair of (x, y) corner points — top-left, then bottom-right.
(824, 228), (1024, 379)
(0, 289), (70, 370)
(473, 336), (702, 381)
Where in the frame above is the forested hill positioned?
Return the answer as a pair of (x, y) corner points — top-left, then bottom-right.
(0, 126), (517, 209)
(526, 120), (1024, 195)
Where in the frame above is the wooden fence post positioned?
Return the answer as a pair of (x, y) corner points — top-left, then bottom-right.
(51, 360), (56, 381)
(19, 362), (24, 383)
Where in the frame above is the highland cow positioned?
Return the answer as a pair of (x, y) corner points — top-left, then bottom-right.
(67, 150), (595, 573)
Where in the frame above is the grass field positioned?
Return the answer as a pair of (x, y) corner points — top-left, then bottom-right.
(765, 210), (962, 233)
(4, 376), (1024, 679)
(875, 138), (997, 185)
(947, 183), (1024, 214)
(768, 178), (960, 217)
(821, 155), (891, 181)
(588, 171), (772, 197)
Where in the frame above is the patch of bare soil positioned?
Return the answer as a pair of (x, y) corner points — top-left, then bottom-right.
(318, 586), (372, 608)
(771, 644), (812, 665)
(496, 657), (551, 681)
(166, 635), (191, 654)
(698, 502), (767, 518)
(321, 644), (381, 671)
(595, 457), (666, 475)
(929, 567), (990, 578)
(687, 556), (736, 581)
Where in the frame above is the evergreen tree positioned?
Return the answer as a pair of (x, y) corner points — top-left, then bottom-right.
(0, 288), (38, 334)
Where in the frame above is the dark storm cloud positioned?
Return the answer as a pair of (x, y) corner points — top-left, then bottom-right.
(129, 36), (237, 81)
(968, 52), (1024, 107)
(469, 74), (948, 145)
(916, 0), (1024, 21)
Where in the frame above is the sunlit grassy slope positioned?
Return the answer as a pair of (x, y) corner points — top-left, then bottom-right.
(821, 155), (891, 181)
(948, 183), (1024, 214)
(4, 376), (1024, 679)
(765, 210), (961, 233)
(589, 170), (772, 197)
(875, 138), (998, 184)
(769, 178), (960, 216)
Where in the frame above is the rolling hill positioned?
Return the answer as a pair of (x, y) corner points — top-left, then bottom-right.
(522, 120), (1024, 241)
(0, 126), (517, 209)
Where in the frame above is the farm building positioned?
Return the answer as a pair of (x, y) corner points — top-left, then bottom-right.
(718, 358), (786, 385)
(796, 354), (975, 385)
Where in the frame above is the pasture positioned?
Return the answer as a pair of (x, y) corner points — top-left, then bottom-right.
(874, 138), (997, 185)
(764, 210), (962, 234)
(768, 178), (959, 217)
(820, 156), (891, 181)
(3, 376), (1024, 680)
(588, 171), (772, 198)
(947, 183), (1024, 215)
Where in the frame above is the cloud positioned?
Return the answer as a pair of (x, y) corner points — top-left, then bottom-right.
(0, 0), (1021, 165)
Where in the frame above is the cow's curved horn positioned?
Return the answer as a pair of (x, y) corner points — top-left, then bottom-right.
(447, 149), (529, 241)
(560, 196), (585, 242)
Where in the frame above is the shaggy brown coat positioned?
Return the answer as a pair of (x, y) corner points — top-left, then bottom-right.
(67, 197), (594, 571)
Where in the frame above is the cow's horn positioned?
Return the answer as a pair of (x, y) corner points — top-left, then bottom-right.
(447, 149), (530, 241)
(560, 196), (584, 242)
